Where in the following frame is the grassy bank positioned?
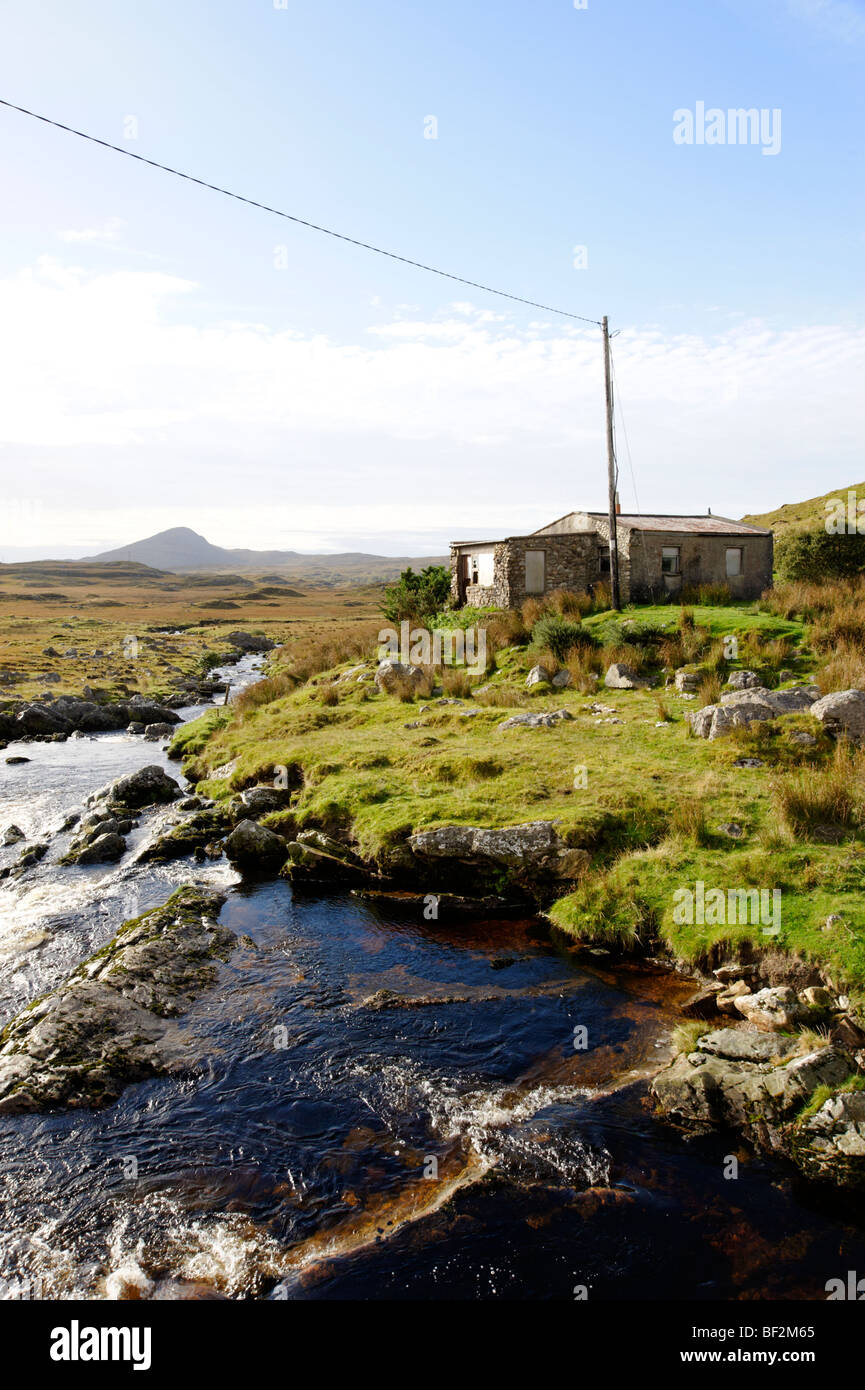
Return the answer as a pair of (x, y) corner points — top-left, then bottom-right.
(173, 583), (865, 1000)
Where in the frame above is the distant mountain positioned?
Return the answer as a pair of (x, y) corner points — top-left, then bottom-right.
(743, 483), (865, 536)
(84, 526), (446, 580)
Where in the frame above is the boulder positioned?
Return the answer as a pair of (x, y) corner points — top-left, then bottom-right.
(125, 700), (181, 727)
(143, 722), (176, 741)
(15, 704), (73, 737)
(551, 669), (572, 689)
(604, 663), (648, 690)
(374, 660), (427, 694)
(726, 669), (762, 690)
(526, 665), (553, 687)
(224, 819), (287, 870)
(809, 689), (865, 744)
(93, 764), (181, 811)
(2, 824), (24, 846)
(734, 985), (805, 1033)
(73, 832), (126, 865)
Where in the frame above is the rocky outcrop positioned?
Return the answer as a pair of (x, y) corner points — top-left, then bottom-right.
(0, 887), (234, 1114)
(11, 696), (180, 741)
(689, 685), (819, 739)
(651, 1024), (862, 1188)
(282, 835), (368, 882)
(409, 821), (589, 883)
(809, 689), (865, 744)
(226, 631), (275, 653)
(793, 1089), (865, 1186)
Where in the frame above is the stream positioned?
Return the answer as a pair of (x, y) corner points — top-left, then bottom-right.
(1, 656), (865, 1301)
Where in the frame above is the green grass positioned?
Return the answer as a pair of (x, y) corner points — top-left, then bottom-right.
(179, 597), (865, 995)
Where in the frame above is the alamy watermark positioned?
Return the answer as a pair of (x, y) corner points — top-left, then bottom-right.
(825, 490), (865, 534)
(673, 103), (781, 156)
(673, 880), (781, 936)
(378, 620), (487, 677)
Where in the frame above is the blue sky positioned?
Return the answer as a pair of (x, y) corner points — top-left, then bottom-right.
(0, 0), (863, 557)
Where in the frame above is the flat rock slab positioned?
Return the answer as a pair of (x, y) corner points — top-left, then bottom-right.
(0, 886), (234, 1114)
(697, 1027), (797, 1064)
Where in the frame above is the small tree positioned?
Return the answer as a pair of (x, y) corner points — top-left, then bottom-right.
(381, 565), (452, 624)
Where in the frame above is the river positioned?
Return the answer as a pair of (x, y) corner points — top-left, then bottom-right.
(1, 658), (864, 1301)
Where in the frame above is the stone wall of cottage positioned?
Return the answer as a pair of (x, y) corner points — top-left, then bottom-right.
(624, 530), (773, 600)
(451, 527), (772, 607)
(452, 535), (596, 607)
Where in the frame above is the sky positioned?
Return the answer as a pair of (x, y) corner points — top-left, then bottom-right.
(0, 0), (863, 559)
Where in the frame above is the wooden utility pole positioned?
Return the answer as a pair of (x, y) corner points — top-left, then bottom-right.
(602, 315), (621, 610)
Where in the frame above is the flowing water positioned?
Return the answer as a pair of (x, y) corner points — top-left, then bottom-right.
(1, 660), (865, 1301)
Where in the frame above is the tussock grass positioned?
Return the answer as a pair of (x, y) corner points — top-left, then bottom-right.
(771, 744), (865, 839)
(698, 673), (722, 708)
(672, 1020), (707, 1056)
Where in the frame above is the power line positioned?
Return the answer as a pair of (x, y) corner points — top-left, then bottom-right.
(0, 97), (603, 327)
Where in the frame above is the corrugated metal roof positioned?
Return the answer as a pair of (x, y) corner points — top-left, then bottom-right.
(583, 513), (771, 536)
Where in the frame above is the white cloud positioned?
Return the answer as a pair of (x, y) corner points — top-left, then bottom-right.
(0, 257), (863, 552)
(57, 217), (127, 245)
(784, 0), (865, 44)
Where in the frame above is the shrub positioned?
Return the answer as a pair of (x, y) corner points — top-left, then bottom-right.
(381, 565), (452, 624)
(531, 614), (593, 662)
(776, 527), (865, 582)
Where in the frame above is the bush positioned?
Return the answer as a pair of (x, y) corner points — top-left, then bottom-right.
(381, 565), (452, 624)
(531, 614), (594, 662)
(775, 527), (865, 582)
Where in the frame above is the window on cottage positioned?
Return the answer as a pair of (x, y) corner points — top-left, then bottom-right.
(725, 547), (743, 577)
(525, 550), (546, 594)
(598, 547), (611, 577)
(661, 546), (681, 576)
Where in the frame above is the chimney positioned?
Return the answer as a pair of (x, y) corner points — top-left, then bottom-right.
(708, 507), (712, 516)
(615, 492), (621, 516)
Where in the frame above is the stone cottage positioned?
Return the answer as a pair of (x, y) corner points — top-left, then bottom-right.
(450, 510), (773, 607)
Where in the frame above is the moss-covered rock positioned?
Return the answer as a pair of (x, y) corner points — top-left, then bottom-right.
(0, 886), (234, 1114)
